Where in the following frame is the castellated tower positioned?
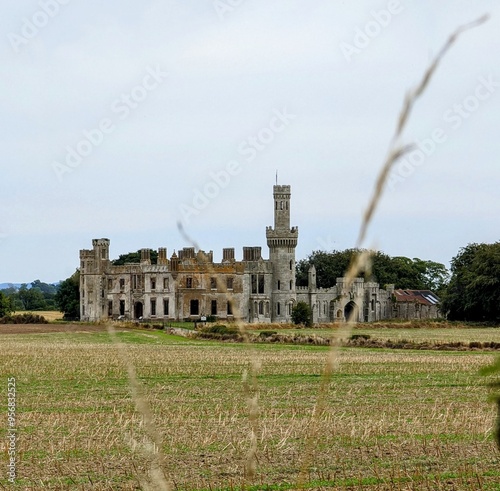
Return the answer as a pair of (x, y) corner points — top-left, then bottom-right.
(266, 185), (298, 322)
(79, 238), (110, 321)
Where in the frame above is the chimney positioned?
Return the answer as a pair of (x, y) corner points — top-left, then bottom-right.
(223, 248), (235, 261)
(158, 248), (168, 265)
(140, 248), (151, 265)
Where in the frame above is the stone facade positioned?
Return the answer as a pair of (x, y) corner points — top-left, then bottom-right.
(79, 185), (440, 323)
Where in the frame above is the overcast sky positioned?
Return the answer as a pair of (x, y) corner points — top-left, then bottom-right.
(1, 0), (499, 284)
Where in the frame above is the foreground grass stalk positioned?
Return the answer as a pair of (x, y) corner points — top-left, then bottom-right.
(178, 224), (261, 484)
(106, 323), (171, 491)
(296, 15), (489, 489)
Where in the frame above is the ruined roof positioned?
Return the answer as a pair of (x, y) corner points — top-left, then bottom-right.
(393, 289), (440, 306)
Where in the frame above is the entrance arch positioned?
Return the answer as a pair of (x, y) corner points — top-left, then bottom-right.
(344, 301), (358, 322)
(134, 302), (143, 319)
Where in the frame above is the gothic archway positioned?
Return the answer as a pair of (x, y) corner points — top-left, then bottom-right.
(344, 301), (358, 322)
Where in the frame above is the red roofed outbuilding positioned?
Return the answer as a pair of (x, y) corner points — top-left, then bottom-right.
(392, 289), (442, 319)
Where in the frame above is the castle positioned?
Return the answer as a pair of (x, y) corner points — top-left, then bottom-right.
(79, 185), (440, 323)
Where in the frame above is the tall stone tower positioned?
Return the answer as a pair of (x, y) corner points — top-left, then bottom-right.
(266, 185), (298, 322)
(79, 238), (110, 321)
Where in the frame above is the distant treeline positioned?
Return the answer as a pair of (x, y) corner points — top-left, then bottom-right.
(0, 280), (60, 311)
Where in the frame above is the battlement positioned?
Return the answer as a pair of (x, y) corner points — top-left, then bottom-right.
(266, 226), (298, 249)
(266, 226), (298, 235)
(92, 238), (110, 247)
(79, 249), (93, 259)
(273, 184), (291, 197)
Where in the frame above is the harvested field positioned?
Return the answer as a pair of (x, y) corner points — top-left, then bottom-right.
(0, 323), (106, 335)
(0, 327), (499, 490)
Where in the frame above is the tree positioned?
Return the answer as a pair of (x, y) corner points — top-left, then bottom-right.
(291, 301), (313, 327)
(442, 242), (500, 322)
(296, 250), (361, 288)
(296, 249), (448, 292)
(0, 291), (13, 317)
(412, 259), (450, 296)
(55, 270), (80, 320)
(17, 284), (47, 311)
(31, 280), (58, 310)
(112, 250), (158, 265)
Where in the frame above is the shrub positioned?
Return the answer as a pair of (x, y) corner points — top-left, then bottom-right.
(259, 330), (278, 338)
(196, 324), (241, 340)
(206, 324), (238, 335)
(0, 313), (48, 324)
(350, 334), (371, 341)
(291, 302), (313, 327)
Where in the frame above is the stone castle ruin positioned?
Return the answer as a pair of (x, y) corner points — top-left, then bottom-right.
(80, 185), (440, 323)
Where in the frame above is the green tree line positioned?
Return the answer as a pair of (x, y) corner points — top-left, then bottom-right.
(296, 249), (449, 295)
(1, 280), (59, 312)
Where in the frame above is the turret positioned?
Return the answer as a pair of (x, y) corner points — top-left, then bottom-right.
(92, 238), (110, 273)
(266, 185), (298, 322)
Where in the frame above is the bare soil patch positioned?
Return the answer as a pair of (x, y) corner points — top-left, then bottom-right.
(0, 323), (107, 335)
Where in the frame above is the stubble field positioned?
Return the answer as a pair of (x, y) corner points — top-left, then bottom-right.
(1, 325), (499, 490)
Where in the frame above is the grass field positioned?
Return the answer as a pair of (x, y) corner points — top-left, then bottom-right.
(1, 326), (499, 490)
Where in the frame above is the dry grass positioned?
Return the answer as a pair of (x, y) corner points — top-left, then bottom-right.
(13, 310), (64, 322)
(0, 331), (499, 490)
